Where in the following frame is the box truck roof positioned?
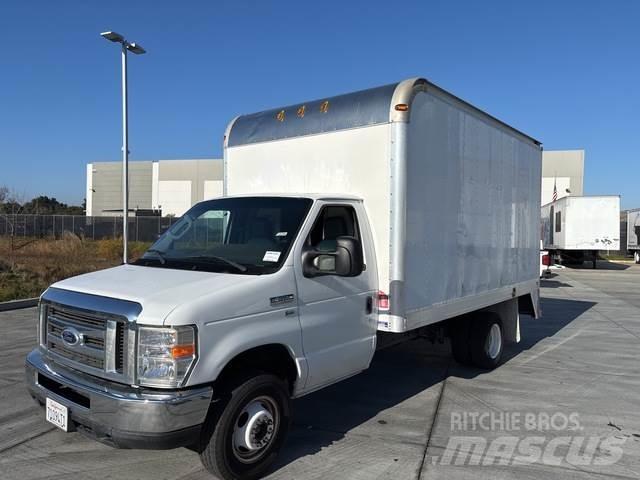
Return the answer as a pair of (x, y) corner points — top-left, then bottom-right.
(224, 77), (541, 149)
(540, 194), (620, 209)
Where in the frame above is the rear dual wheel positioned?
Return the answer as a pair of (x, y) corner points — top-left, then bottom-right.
(450, 313), (503, 369)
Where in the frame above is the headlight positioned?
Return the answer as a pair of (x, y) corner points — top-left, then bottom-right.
(137, 325), (197, 387)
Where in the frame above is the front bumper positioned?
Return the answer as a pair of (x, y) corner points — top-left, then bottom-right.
(25, 349), (213, 449)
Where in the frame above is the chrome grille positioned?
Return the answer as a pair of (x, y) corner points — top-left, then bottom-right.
(49, 306), (106, 328)
(48, 342), (105, 369)
(40, 288), (142, 385)
(115, 323), (125, 373)
(44, 304), (125, 377)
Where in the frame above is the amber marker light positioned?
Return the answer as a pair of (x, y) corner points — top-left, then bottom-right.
(172, 344), (196, 358)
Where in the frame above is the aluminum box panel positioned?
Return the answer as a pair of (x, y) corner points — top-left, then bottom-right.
(404, 91), (541, 313)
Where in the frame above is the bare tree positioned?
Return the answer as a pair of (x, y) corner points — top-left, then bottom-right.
(0, 186), (27, 258)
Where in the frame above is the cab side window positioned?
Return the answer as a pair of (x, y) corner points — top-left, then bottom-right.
(307, 205), (360, 251)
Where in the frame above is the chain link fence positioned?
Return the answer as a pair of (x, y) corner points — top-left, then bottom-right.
(0, 214), (180, 242)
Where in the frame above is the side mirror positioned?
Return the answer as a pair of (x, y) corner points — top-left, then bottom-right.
(303, 236), (364, 278)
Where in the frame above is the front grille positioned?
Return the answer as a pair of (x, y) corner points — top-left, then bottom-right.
(49, 306), (106, 328)
(115, 323), (125, 373)
(83, 337), (105, 349)
(49, 342), (105, 369)
(44, 304), (126, 377)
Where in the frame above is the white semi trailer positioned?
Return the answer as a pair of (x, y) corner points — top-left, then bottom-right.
(541, 195), (620, 268)
(27, 78), (542, 479)
(627, 208), (640, 263)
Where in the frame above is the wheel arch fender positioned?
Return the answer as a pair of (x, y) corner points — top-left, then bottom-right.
(213, 343), (303, 396)
(187, 312), (308, 393)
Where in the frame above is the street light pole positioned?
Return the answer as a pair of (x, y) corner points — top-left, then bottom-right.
(121, 42), (129, 264)
(101, 31), (145, 264)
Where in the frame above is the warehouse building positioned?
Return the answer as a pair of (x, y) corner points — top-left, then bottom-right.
(86, 159), (222, 217)
(541, 149), (584, 205)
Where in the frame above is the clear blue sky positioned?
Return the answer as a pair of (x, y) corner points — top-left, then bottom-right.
(1, 0), (638, 208)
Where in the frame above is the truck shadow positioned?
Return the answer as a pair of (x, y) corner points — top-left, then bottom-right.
(567, 260), (630, 270)
(500, 297), (596, 365)
(540, 278), (573, 288)
(272, 297), (595, 472)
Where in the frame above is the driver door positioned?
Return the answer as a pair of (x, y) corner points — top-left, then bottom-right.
(293, 201), (377, 390)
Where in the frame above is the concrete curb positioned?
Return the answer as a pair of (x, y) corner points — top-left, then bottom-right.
(0, 298), (39, 312)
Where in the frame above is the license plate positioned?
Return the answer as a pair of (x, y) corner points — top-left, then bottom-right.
(46, 398), (68, 431)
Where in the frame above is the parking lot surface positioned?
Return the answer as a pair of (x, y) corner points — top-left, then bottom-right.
(1, 263), (639, 479)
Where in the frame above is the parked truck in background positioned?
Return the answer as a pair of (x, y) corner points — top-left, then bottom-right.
(627, 208), (640, 264)
(26, 78), (542, 480)
(540, 241), (551, 277)
(541, 195), (620, 268)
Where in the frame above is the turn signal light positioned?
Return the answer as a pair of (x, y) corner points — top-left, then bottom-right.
(171, 344), (196, 358)
(395, 103), (409, 111)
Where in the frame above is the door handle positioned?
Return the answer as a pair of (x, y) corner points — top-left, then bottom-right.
(366, 296), (373, 314)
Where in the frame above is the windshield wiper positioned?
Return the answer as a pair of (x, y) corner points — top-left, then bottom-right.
(144, 248), (167, 265)
(179, 255), (248, 273)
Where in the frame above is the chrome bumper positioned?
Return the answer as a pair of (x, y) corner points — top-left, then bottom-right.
(25, 349), (213, 449)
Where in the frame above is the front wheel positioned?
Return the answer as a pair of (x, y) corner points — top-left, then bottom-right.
(199, 373), (291, 480)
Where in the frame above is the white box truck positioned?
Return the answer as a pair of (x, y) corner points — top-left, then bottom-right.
(26, 78), (541, 479)
(541, 195), (620, 268)
(627, 208), (640, 263)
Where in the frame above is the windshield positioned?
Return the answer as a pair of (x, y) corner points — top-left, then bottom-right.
(134, 197), (313, 274)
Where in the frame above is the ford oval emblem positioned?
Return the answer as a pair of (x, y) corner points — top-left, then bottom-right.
(61, 327), (81, 346)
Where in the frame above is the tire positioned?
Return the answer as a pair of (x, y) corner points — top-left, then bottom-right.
(449, 315), (473, 366)
(199, 373), (291, 480)
(469, 314), (503, 370)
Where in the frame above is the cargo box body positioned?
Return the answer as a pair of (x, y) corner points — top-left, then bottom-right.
(224, 78), (541, 332)
(627, 209), (640, 250)
(541, 196), (620, 251)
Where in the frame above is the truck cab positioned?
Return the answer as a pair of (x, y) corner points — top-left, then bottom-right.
(26, 194), (379, 479)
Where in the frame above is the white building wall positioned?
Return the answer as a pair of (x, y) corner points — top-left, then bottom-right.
(151, 161), (160, 210)
(157, 180), (192, 217)
(203, 180), (223, 199)
(86, 164), (93, 216)
(87, 159), (222, 216)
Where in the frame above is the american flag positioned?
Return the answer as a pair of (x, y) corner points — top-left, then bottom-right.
(552, 179), (558, 202)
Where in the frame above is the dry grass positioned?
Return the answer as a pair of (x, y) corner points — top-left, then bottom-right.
(0, 235), (150, 302)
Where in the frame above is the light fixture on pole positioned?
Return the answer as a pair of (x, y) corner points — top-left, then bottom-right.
(100, 30), (146, 264)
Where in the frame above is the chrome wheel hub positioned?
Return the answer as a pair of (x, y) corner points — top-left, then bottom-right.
(232, 396), (279, 463)
(485, 323), (502, 360)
